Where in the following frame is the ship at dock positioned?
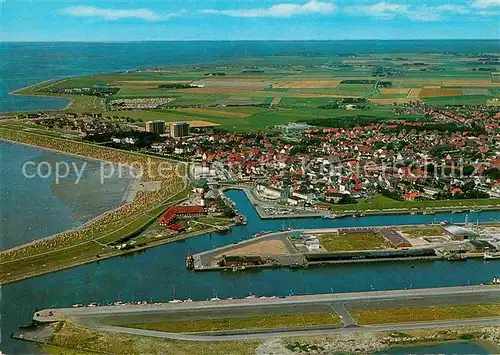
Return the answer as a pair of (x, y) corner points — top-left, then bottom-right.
(185, 255), (194, 269)
(484, 251), (500, 260)
(444, 253), (468, 261)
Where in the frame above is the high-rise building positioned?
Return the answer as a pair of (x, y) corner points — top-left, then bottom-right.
(145, 120), (165, 134)
(170, 122), (190, 139)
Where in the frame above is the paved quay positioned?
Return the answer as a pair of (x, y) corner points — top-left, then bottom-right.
(191, 225), (478, 271)
(26, 285), (500, 342)
(33, 284), (500, 320)
(223, 186), (500, 219)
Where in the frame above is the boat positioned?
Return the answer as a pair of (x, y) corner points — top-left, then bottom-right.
(322, 214), (336, 219)
(445, 253), (467, 261)
(168, 299), (182, 304)
(185, 255), (194, 269)
(423, 210), (436, 215)
(232, 265), (246, 272)
(451, 210), (462, 214)
(484, 251), (500, 260)
(470, 208), (483, 213)
(72, 304), (83, 308)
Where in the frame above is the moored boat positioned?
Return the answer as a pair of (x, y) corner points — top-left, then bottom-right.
(322, 214), (336, 219)
(484, 251), (500, 260)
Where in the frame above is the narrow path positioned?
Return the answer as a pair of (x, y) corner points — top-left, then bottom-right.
(333, 303), (358, 327)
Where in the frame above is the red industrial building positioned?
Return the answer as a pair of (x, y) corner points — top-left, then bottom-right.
(158, 206), (206, 226)
(378, 228), (412, 248)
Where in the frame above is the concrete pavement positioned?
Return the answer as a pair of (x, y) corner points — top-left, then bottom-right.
(32, 285), (500, 341)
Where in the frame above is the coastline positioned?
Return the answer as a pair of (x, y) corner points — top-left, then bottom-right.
(0, 137), (141, 242)
(0, 127), (186, 284)
(0, 222), (230, 286)
(4, 78), (74, 114)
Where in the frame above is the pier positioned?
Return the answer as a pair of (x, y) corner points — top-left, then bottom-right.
(16, 285), (500, 342)
(191, 225), (487, 271)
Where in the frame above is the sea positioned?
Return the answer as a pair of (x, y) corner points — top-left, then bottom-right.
(0, 140), (136, 250)
(1, 41), (499, 354)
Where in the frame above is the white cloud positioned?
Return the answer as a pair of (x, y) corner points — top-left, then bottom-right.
(478, 9), (500, 15)
(59, 5), (181, 21)
(345, 2), (409, 19)
(408, 4), (470, 21)
(472, 0), (500, 8)
(346, 2), (472, 21)
(200, 0), (336, 18)
(435, 5), (470, 14)
(408, 7), (442, 21)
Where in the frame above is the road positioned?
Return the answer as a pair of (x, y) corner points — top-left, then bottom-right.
(32, 285), (500, 341)
(71, 317), (500, 341)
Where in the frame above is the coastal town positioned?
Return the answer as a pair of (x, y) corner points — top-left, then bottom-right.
(1, 44), (500, 355)
(8, 100), (500, 215)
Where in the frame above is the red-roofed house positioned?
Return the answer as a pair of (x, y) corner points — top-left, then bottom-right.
(159, 206), (206, 226)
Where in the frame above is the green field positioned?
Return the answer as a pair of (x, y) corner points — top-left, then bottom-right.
(11, 53), (498, 132)
(425, 95), (496, 106)
(45, 321), (260, 355)
(122, 312), (340, 333)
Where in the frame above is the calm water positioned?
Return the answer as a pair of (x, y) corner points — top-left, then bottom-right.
(0, 140), (136, 250)
(2, 40), (500, 112)
(2, 189), (499, 354)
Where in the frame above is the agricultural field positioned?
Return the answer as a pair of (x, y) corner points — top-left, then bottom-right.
(13, 52), (499, 132)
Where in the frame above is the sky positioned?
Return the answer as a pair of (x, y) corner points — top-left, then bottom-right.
(1, 0), (499, 41)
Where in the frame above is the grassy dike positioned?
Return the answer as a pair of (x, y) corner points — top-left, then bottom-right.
(37, 320), (500, 355)
(42, 322), (260, 355)
(0, 128), (186, 284)
(325, 193), (500, 214)
(352, 304), (500, 325)
(120, 313), (341, 333)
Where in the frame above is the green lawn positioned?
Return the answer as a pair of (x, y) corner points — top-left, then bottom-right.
(319, 232), (389, 252)
(352, 304), (500, 325)
(122, 312), (340, 333)
(45, 321), (260, 355)
(197, 217), (233, 226)
(328, 194), (500, 212)
(398, 226), (446, 237)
